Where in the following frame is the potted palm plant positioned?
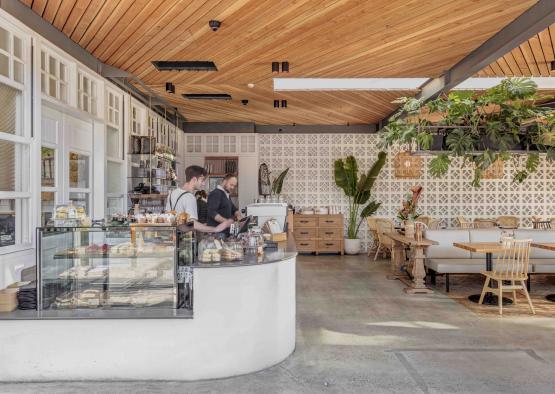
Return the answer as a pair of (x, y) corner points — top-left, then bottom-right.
(334, 152), (387, 254)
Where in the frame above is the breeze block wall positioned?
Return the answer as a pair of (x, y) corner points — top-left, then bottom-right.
(259, 133), (555, 252)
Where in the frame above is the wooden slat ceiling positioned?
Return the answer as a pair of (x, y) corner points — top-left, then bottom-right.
(478, 24), (555, 77)
(23, 0), (538, 124)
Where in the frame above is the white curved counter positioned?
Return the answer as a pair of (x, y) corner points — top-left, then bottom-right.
(0, 252), (296, 381)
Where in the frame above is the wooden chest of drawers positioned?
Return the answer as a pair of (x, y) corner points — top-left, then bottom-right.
(292, 214), (344, 255)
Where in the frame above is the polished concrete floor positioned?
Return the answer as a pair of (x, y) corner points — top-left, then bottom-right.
(2, 254), (555, 393)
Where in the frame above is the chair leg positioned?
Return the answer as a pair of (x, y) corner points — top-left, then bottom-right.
(373, 243), (381, 261)
(527, 276), (531, 292)
(521, 280), (536, 315)
(430, 270), (436, 286)
(498, 281), (503, 315)
(478, 277), (490, 305)
(445, 274), (450, 293)
(511, 281), (518, 305)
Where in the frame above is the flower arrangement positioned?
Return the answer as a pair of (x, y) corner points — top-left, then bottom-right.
(397, 186), (423, 221)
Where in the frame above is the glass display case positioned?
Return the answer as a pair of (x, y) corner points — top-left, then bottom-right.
(37, 225), (194, 314)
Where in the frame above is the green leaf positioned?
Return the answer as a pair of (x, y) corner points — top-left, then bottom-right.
(334, 159), (350, 195)
(360, 201), (381, 219)
(416, 132), (433, 150)
(526, 153), (540, 173)
(358, 151), (387, 192)
(471, 168), (482, 188)
(445, 129), (477, 156)
(271, 168), (289, 195)
(546, 148), (555, 161)
(513, 170), (528, 183)
(429, 154), (451, 177)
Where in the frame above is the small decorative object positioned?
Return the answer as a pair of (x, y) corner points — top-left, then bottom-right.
(397, 186), (423, 239)
(258, 163), (272, 196)
(394, 151), (423, 179)
(481, 159), (504, 179)
(334, 152), (387, 254)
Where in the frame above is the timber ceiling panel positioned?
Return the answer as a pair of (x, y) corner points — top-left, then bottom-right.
(23, 0), (538, 124)
(478, 24), (555, 77)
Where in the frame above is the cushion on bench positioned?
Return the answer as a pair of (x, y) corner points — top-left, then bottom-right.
(425, 258), (483, 274)
(529, 259), (555, 273)
(513, 229), (555, 259)
(425, 230), (471, 259)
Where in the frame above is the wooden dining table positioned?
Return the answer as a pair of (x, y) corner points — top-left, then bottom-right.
(453, 242), (513, 305)
(386, 232), (438, 294)
(530, 242), (555, 302)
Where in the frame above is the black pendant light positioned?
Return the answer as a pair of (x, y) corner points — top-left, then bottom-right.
(281, 61), (289, 72)
(274, 99), (279, 108)
(165, 82), (175, 94)
(272, 62), (280, 73)
(281, 99), (287, 108)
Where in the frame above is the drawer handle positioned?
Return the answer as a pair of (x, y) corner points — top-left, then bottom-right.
(325, 243), (334, 246)
(300, 243), (309, 246)
(300, 220), (309, 224)
(324, 232), (334, 235)
(325, 220), (334, 223)
(300, 231), (309, 235)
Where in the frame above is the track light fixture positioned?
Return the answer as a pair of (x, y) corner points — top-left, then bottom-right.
(551, 60), (555, 71)
(281, 99), (287, 108)
(165, 82), (175, 94)
(274, 100), (279, 108)
(272, 62), (280, 73)
(281, 61), (289, 72)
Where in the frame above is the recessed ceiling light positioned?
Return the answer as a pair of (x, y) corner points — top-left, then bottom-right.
(247, 83), (255, 88)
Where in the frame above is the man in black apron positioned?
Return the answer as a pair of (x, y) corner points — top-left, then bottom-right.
(207, 174), (241, 236)
(166, 165), (232, 234)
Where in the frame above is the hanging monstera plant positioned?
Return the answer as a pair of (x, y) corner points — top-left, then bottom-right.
(381, 78), (555, 187)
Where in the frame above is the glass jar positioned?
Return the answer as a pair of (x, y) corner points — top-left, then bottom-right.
(197, 236), (222, 263)
(221, 241), (244, 262)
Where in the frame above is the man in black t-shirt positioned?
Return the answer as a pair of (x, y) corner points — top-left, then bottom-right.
(207, 174), (241, 234)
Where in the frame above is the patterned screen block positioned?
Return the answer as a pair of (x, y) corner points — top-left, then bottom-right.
(259, 134), (554, 251)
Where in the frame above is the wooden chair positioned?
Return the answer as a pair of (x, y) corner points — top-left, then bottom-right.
(478, 238), (535, 315)
(457, 216), (474, 229)
(428, 218), (441, 230)
(473, 218), (496, 228)
(366, 217), (380, 256)
(532, 218), (552, 230)
(374, 218), (394, 261)
(417, 216), (431, 227)
(497, 216), (518, 229)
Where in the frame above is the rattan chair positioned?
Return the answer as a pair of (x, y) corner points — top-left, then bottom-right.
(532, 219), (552, 230)
(457, 216), (474, 229)
(478, 238), (535, 315)
(473, 218), (497, 228)
(374, 218), (394, 261)
(497, 216), (519, 229)
(417, 216), (431, 227)
(366, 217), (380, 256)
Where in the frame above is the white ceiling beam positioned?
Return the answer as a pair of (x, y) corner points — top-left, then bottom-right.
(273, 78), (428, 91)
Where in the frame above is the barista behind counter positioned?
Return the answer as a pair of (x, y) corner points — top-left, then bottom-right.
(207, 174), (241, 235)
(167, 165), (232, 234)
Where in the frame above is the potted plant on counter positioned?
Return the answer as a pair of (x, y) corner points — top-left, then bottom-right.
(334, 152), (387, 254)
(397, 186), (422, 239)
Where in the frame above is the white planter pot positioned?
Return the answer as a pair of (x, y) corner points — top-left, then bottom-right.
(344, 238), (361, 255)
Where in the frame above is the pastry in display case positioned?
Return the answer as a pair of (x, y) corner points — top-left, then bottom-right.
(37, 225), (195, 315)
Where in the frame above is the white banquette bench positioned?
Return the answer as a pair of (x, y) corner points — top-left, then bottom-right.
(424, 229), (555, 291)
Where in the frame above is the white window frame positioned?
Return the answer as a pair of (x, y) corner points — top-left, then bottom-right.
(40, 143), (58, 227)
(105, 87), (125, 215)
(67, 148), (92, 216)
(77, 70), (98, 116)
(40, 47), (69, 103)
(0, 23), (24, 86)
(0, 17), (32, 254)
